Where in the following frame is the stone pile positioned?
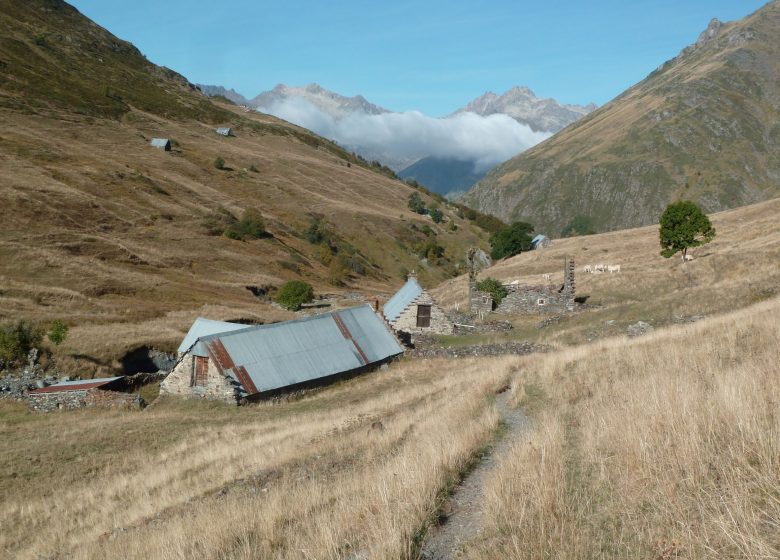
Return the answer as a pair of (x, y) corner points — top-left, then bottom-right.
(407, 341), (549, 359)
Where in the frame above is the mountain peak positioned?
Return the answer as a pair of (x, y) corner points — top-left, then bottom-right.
(696, 17), (723, 47)
(453, 86), (595, 133)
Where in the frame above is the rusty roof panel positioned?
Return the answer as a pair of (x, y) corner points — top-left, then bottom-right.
(28, 376), (123, 394)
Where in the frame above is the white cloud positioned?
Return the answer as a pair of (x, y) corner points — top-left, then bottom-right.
(258, 97), (551, 172)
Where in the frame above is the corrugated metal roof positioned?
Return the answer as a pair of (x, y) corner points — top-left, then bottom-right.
(531, 234), (547, 247)
(150, 138), (171, 149)
(383, 278), (423, 323)
(28, 376), (123, 394)
(197, 305), (403, 395)
(177, 318), (250, 354)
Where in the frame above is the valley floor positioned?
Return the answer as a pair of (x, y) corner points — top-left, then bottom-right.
(1, 294), (778, 559)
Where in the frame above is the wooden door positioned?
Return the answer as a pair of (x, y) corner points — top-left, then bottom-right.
(193, 356), (209, 386)
(416, 304), (431, 327)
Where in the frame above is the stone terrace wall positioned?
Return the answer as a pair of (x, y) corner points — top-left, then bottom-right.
(28, 389), (144, 412)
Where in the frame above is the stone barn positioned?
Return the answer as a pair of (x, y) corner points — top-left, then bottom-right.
(472, 257), (576, 315)
(161, 305), (403, 404)
(383, 273), (453, 335)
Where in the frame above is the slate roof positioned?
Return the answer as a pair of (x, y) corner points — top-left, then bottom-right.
(177, 318), (249, 354)
(383, 277), (424, 323)
(191, 305), (403, 396)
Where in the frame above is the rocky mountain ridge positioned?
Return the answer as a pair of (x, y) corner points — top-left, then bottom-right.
(451, 86), (596, 133)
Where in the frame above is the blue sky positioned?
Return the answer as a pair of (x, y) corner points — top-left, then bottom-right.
(70, 0), (767, 116)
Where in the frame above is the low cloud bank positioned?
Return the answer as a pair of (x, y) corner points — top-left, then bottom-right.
(258, 97), (551, 172)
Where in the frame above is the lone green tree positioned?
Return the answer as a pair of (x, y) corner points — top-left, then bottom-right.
(275, 281), (314, 311)
(407, 192), (426, 214)
(659, 200), (715, 262)
(48, 320), (68, 346)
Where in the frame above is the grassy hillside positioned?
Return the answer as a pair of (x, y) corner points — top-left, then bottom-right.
(0, 1), (489, 372)
(432, 197), (780, 345)
(463, 1), (780, 235)
(2, 222), (778, 556)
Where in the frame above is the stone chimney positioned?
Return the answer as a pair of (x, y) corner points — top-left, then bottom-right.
(563, 257), (575, 311)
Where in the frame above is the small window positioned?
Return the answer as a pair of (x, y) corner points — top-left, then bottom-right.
(193, 356), (209, 386)
(537, 298), (546, 306)
(416, 304), (431, 327)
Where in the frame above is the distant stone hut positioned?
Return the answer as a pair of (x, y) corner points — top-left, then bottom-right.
(150, 138), (171, 151)
(531, 234), (551, 250)
(215, 127), (232, 137)
(471, 257), (576, 316)
(383, 273), (453, 335)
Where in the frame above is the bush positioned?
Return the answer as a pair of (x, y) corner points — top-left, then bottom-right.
(224, 208), (267, 240)
(275, 281), (314, 311)
(408, 192), (426, 214)
(475, 277), (508, 306)
(0, 320), (43, 368)
(489, 221), (534, 260)
(429, 206), (444, 223)
(48, 320), (68, 346)
(214, 156), (225, 170)
(305, 217), (330, 245)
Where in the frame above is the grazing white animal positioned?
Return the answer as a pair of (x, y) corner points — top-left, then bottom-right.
(684, 254), (694, 261)
(607, 264), (621, 273)
(583, 265), (593, 274)
(594, 264), (606, 273)
(542, 273), (551, 282)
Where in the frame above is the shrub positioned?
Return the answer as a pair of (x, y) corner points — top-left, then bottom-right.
(224, 208), (267, 240)
(0, 320), (43, 368)
(248, 164), (259, 173)
(489, 221), (534, 260)
(429, 206), (444, 223)
(275, 281), (314, 311)
(305, 217), (330, 245)
(408, 192), (426, 214)
(48, 320), (68, 346)
(213, 156), (225, 170)
(475, 277), (508, 306)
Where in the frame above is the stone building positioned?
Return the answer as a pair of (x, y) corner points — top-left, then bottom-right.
(161, 305), (403, 404)
(383, 273), (454, 336)
(471, 257), (576, 316)
(150, 138), (171, 151)
(531, 234), (551, 250)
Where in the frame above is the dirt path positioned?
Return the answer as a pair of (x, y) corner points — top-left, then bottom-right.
(419, 389), (530, 559)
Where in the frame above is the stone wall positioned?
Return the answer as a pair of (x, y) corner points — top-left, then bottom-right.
(160, 352), (240, 404)
(390, 291), (454, 335)
(27, 389), (144, 412)
(468, 279), (494, 318)
(496, 284), (571, 314)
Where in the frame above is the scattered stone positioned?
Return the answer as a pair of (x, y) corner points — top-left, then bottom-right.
(407, 341), (549, 359)
(627, 321), (654, 338)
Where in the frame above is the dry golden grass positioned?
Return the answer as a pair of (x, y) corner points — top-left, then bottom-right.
(0, 356), (515, 559)
(432, 196), (780, 345)
(462, 296), (780, 559)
